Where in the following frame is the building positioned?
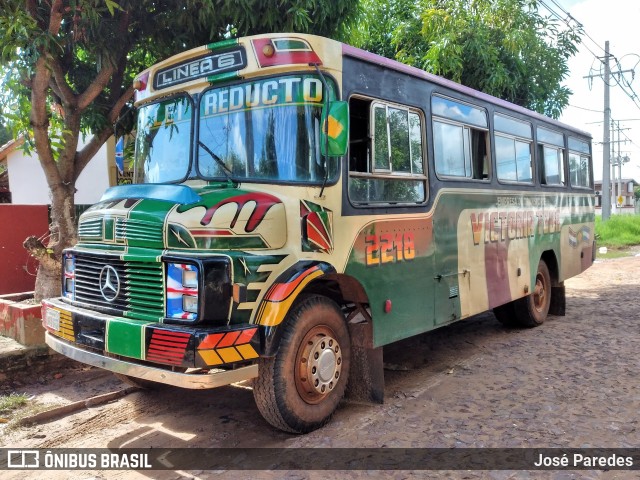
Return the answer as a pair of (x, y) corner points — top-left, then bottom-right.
(594, 178), (638, 212)
(0, 136), (119, 206)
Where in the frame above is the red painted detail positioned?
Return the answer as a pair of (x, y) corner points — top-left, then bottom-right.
(152, 331), (190, 341)
(200, 192), (281, 233)
(235, 328), (257, 345)
(147, 353), (183, 366)
(147, 329), (189, 366)
(147, 347), (185, 357)
(252, 38), (322, 68)
(190, 229), (233, 236)
(484, 241), (512, 309)
(300, 201), (311, 217)
(306, 212), (331, 251)
(265, 265), (321, 302)
(198, 332), (224, 350)
(216, 330), (241, 348)
(167, 286), (198, 295)
(148, 338), (189, 349)
(384, 299), (392, 314)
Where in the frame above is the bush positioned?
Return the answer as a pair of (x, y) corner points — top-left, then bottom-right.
(595, 215), (640, 247)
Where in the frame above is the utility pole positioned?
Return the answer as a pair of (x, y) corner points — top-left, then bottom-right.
(584, 41), (635, 219)
(602, 41), (612, 220)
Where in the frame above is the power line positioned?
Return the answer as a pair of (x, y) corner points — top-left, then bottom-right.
(568, 104), (602, 113)
(538, 0), (604, 61)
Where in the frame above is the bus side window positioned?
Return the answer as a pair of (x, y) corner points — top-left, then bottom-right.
(537, 127), (565, 186)
(568, 137), (592, 188)
(494, 113), (533, 184)
(348, 96), (427, 205)
(432, 95), (489, 180)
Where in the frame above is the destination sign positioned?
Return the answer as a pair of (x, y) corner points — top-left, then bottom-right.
(153, 46), (247, 90)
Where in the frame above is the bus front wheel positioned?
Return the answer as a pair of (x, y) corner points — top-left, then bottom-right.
(253, 295), (351, 433)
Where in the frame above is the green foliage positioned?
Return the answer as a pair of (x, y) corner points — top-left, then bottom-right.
(349, 0), (582, 119)
(595, 215), (640, 248)
(0, 0), (359, 155)
(0, 393), (28, 414)
(0, 0), (359, 299)
(634, 186), (640, 201)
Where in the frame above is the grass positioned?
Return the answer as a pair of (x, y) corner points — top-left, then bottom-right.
(595, 215), (640, 248)
(0, 393), (29, 414)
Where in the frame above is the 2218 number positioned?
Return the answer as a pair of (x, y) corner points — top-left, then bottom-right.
(365, 232), (415, 266)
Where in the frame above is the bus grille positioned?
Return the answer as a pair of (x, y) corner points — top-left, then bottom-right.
(73, 253), (164, 320)
(77, 218), (103, 240)
(115, 218), (164, 245)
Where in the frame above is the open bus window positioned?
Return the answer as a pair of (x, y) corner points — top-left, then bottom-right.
(538, 127), (565, 186)
(348, 97), (426, 205)
(494, 113), (533, 183)
(432, 95), (489, 180)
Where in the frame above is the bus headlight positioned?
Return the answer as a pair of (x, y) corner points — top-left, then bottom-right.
(182, 294), (198, 313)
(163, 256), (232, 325)
(166, 263), (199, 320)
(62, 251), (75, 300)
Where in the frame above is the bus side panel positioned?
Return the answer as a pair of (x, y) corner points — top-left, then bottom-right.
(343, 217), (436, 347)
(454, 190), (595, 319)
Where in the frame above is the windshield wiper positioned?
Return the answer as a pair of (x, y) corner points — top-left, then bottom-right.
(198, 140), (237, 185)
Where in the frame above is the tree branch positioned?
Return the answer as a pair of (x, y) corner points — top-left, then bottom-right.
(77, 63), (116, 111)
(50, 59), (78, 107)
(25, 0), (47, 31)
(74, 84), (134, 180)
(48, 0), (65, 36)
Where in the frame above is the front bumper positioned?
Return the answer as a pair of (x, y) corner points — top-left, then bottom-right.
(46, 332), (257, 389)
(42, 297), (260, 388)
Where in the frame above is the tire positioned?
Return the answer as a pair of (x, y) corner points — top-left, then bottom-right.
(496, 259), (551, 328)
(253, 295), (350, 433)
(493, 301), (518, 327)
(113, 373), (161, 390)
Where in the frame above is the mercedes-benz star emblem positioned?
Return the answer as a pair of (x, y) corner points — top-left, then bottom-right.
(99, 265), (121, 302)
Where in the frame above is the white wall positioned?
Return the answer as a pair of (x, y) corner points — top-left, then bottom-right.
(7, 138), (113, 205)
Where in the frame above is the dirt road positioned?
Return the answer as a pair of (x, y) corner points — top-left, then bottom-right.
(2, 255), (639, 479)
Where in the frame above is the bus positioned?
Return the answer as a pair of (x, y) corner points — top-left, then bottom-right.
(42, 33), (595, 434)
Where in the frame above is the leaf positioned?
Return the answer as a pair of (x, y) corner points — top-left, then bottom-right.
(104, 0), (123, 16)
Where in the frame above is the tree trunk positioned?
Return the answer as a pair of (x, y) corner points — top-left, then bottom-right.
(25, 182), (77, 302)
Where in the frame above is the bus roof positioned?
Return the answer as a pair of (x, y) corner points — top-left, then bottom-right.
(342, 43), (591, 139)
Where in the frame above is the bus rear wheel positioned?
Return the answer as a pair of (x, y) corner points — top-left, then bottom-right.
(253, 295), (350, 433)
(494, 260), (551, 328)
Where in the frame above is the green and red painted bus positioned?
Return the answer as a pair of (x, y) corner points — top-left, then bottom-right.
(42, 33), (595, 433)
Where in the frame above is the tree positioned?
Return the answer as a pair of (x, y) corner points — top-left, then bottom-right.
(0, 114), (11, 146)
(351, 0), (582, 119)
(0, 0), (359, 301)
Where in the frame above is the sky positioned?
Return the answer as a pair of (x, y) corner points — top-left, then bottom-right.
(555, 0), (640, 182)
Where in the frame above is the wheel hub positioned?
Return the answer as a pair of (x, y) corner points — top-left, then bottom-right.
(296, 327), (342, 404)
(533, 274), (546, 312)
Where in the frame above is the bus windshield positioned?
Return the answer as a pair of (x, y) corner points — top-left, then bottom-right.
(134, 95), (193, 183)
(197, 74), (338, 184)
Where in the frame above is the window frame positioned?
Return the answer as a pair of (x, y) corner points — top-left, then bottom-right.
(568, 136), (592, 189)
(537, 127), (566, 188)
(494, 113), (533, 185)
(370, 101), (426, 177)
(431, 95), (490, 182)
(539, 143), (566, 187)
(347, 96), (428, 206)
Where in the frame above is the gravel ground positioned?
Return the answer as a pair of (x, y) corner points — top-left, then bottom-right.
(1, 255), (639, 479)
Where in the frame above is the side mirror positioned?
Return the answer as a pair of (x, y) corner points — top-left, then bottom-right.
(321, 101), (349, 157)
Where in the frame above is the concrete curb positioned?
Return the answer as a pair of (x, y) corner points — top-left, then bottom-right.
(0, 337), (75, 382)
